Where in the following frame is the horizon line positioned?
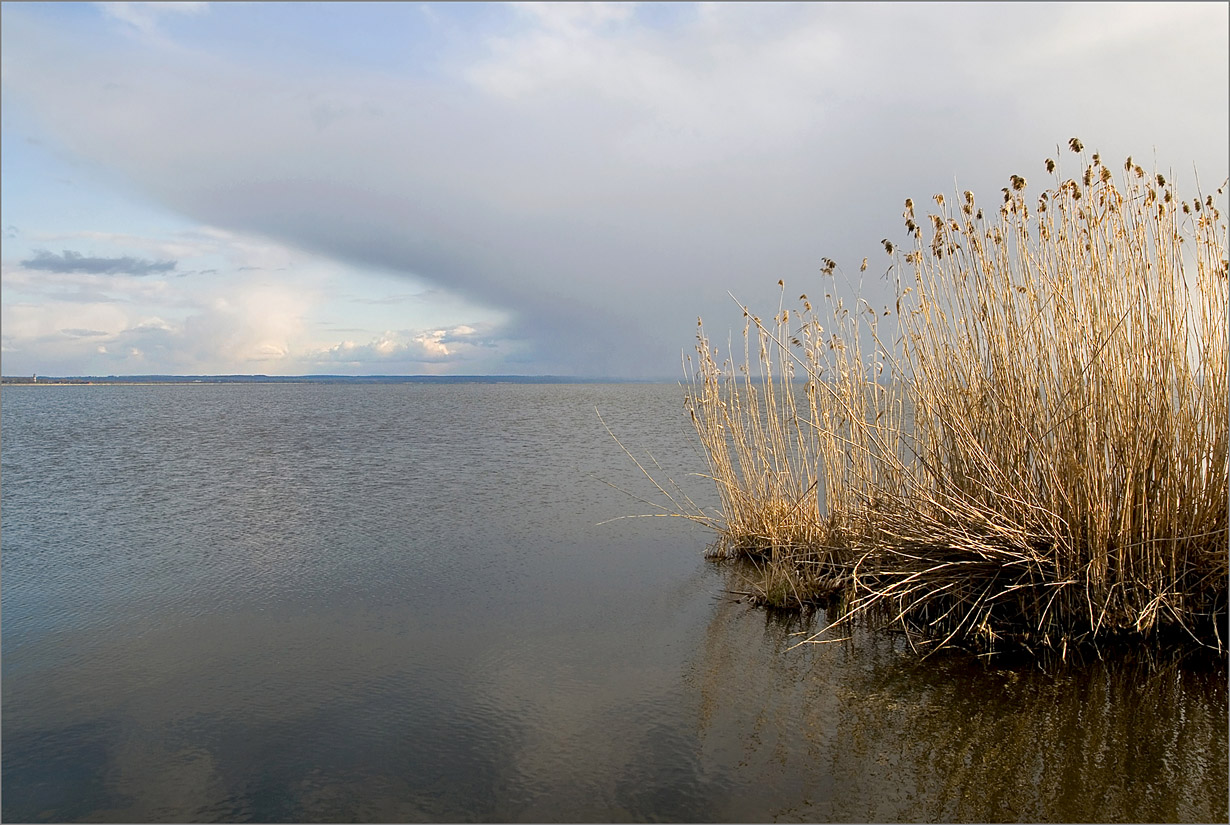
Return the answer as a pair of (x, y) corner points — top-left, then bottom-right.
(0, 372), (682, 384)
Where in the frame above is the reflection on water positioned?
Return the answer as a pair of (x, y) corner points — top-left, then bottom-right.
(693, 563), (1228, 822)
(2, 384), (1226, 822)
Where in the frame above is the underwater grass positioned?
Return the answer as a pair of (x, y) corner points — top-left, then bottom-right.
(682, 140), (1228, 658)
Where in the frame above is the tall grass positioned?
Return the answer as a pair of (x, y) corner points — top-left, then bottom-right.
(684, 142), (1228, 656)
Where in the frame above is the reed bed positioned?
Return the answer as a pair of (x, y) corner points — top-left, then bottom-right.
(683, 141), (1228, 657)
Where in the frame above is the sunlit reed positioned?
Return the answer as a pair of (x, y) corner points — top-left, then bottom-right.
(681, 142), (1228, 657)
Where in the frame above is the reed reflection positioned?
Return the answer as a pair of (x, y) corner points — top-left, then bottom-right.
(691, 560), (1228, 823)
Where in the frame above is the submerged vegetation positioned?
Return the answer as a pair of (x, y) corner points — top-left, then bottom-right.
(680, 141), (1228, 658)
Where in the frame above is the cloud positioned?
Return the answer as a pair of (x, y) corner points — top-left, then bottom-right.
(21, 249), (177, 276)
(346, 290), (438, 306)
(513, 2), (636, 35)
(2, 296), (130, 349)
(312, 323), (508, 372)
(97, 1), (208, 41)
(2, 3), (1226, 376)
(0, 219), (510, 375)
(4, 272), (507, 375)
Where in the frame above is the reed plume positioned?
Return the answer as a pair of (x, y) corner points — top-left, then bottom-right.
(684, 143), (1228, 657)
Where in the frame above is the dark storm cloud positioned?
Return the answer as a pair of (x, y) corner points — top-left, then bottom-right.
(21, 249), (177, 276)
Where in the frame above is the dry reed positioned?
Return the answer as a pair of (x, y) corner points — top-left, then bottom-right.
(683, 142), (1228, 657)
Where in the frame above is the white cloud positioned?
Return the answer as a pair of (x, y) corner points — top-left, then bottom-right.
(312, 324), (504, 372)
(1, 294), (130, 342)
(190, 284), (311, 365)
(468, 2), (843, 167)
(513, 1), (635, 35)
(0, 221), (503, 374)
(97, 1), (208, 41)
(412, 330), (451, 357)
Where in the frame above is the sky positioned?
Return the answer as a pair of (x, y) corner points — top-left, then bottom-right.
(2, 1), (1226, 378)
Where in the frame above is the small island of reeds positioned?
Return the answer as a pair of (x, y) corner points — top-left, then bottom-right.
(681, 140), (1227, 660)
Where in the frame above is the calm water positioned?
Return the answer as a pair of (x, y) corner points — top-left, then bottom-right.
(2, 383), (1225, 823)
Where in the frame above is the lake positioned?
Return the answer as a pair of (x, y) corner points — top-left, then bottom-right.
(2, 383), (1225, 822)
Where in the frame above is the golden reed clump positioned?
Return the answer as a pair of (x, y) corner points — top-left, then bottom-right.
(682, 142), (1228, 658)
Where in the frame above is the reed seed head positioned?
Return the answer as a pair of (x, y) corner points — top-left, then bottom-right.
(683, 144), (1227, 653)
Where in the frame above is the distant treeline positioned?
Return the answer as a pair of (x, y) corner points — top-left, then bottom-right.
(0, 374), (633, 385)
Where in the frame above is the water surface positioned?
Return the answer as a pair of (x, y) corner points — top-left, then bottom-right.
(2, 383), (1225, 822)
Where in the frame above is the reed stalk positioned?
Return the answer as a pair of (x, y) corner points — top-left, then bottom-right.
(683, 142), (1228, 656)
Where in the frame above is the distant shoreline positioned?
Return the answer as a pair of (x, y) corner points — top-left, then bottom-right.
(0, 375), (667, 386)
